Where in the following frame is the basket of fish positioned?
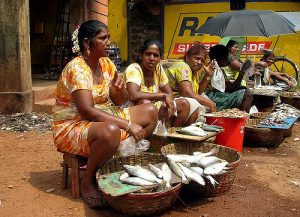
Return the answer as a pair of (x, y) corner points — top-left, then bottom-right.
(97, 153), (182, 216)
(250, 112), (271, 119)
(244, 119), (285, 147)
(160, 142), (241, 197)
(280, 92), (300, 109)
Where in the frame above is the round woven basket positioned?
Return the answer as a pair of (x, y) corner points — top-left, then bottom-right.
(250, 112), (271, 119)
(280, 92), (300, 109)
(248, 112), (292, 138)
(160, 142), (241, 197)
(97, 153), (182, 216)
(244, 119), (285, 147)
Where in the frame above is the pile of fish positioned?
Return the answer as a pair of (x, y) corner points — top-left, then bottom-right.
(119, 147), (229, 190)
(206, 108), (248, 118)
(259, 103), (299, 126)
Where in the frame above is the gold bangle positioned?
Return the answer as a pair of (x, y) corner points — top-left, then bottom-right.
(125, 120), (131, 132)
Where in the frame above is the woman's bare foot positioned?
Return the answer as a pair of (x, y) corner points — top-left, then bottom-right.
(80, 177), (103, 208)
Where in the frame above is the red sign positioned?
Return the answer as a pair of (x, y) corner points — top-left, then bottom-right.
(172, 41), (272, 55)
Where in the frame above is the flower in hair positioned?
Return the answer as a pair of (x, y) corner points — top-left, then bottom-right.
(71, 26), (80, 53)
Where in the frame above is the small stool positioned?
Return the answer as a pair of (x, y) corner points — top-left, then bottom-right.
(61, 152), (88, 198)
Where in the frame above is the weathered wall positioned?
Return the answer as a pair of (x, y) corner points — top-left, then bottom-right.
(0, 0), (32, 113)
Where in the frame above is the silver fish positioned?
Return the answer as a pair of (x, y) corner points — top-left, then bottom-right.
(178, 163), (205, 186)
(167, 159), (189, 184)
(123, 165), (163, 184)
(166, 154), (191, 163)
(204, 162), (228, 175)
(121, 177), (155, 186)
(119, 172), (129, 181)
(205, 175), (219, 187)
(180, 162), (191, 168)
(196, 156), (223, 168)
(162, 163), (172, 188)
(148, 163), (163, 179)
(193, 147), (219, 157)
(177, 126), (208, 137)
(190, 166), (204, 176)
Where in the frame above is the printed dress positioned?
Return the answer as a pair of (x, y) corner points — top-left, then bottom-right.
(166, 61), (202, 94)
(124, 63), (169, 109)
(52, 56), (129, 157)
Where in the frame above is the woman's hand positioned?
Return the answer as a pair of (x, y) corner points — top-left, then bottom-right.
(128, 122), (145, 142)
(257, 61), (268, 68)
(208, 101), (217, 112)
(203, 60), (216, 77)
(111, 72), (125, 91)
(165, 95), (175, 118)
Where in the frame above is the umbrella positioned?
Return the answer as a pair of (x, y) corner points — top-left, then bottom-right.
(199, 10), (296, 37)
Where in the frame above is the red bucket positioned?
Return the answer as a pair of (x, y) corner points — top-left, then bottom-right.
(206, 116), (248, 152)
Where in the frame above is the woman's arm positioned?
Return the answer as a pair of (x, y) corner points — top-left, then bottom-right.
(178, 81), (216, 111)
(73, 89), (129, 129)
(109, 73), (128, 106)
(228, 59), (242, 71)
(197, 61), (215, 94)
(126, 82), (166, 103)
(270, 71), (293, 86)
(225, 70), (245, 92)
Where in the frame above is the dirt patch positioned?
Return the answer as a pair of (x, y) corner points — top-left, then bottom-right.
(0, 124), (299, 217)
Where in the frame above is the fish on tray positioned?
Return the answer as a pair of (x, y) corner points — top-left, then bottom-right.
(176, 126), (208, 137)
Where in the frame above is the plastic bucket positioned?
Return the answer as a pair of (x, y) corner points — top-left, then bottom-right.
(206, 116), (248, 152)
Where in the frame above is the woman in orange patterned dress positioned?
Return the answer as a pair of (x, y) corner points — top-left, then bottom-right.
(52, 20), (158, 208)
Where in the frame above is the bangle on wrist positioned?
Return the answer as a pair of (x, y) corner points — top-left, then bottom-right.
(125, 120), (131, 132)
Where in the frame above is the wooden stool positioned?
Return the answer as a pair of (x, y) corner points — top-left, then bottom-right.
(61, 152), (88, 198)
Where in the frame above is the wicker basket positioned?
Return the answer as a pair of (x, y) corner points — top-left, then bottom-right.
(244, 119), (285, 147)
(97, 153), (182, 216)
(148, 135), (216, 154)
(280, 92), (300, 109)
(248, 113), (292, 138)
(161, 142), (241, 197)
(250, 112), (271, 119)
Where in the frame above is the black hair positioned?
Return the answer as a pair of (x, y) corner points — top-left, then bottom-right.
(78, 20), (108, 52)
(138, 39), (164, 59)
(260, 49), (274, 61)
(209, 44), (229, 63)
(226, 40), (238, 49)
(184, 42), (207, 61)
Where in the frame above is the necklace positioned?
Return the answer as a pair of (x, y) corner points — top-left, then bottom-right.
(91, 63), (102, 84)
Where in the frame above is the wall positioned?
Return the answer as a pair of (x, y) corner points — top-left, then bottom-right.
(163, 1), (300, 72)
(108, 0), (128, 61)
(0, 0), (32, 113)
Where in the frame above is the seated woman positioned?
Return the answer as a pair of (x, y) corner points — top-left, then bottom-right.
(52, 20), (158, 208)
(124, 39), (196, 126)
(258, 49), (295, 87)
(206, 44), (253, 112)
(224, 40), (267, 86)
(165, 43), (217, 115)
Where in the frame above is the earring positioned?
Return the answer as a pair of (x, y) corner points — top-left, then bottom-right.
(87, 48), (90, 56)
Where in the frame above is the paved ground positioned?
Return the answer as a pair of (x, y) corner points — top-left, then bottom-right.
(0, 124), (299, 217)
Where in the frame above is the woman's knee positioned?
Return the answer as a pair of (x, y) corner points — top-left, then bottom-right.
(175, 98), (190, 112)
(136, 99), (152, 105)
(90, 123), (121, 146)
(144, 103), (158, 120)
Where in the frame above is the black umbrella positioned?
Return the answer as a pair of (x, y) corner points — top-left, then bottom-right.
(199, 10), (296, 37)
